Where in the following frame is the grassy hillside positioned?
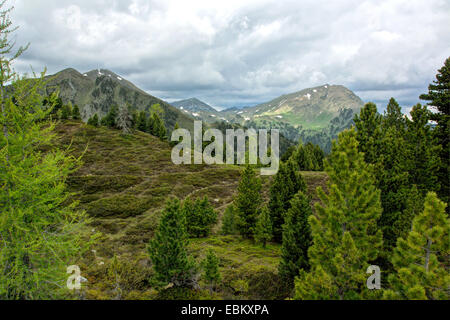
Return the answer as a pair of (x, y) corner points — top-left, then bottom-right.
(55, 121), (328, 300)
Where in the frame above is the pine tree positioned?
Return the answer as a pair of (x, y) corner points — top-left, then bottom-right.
(268, 160), (306, 242)
(203, 249), (221, 292)
(148, 198), (196, 287)
(221, 205), (236, 235)
(383, 98), (405, 132)
(420, 57), (449, 209)
(87, 113), (99, 127)
(102, 105), (118, 128)
(72, 104), (81, 120)
(0, 2), (92, 299)
(294, 129), (383, 300)
(136, 111), (147, 132)
(384, 192), (449, 300)
(234, 165), (262, 238)
(278, 192), (312, 289)
(61, 104), (71, 120)
(354, 102), (383, 165)
(116, 105), (132, 134)
(405, 103), (440, 195)
(183, 197), (217, 238)
(255, 206), (272, 248)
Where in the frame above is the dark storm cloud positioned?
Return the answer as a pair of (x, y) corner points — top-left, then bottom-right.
(11, 0), (450, 111)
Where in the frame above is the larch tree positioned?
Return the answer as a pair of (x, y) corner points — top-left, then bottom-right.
(0, 1), (92, 299)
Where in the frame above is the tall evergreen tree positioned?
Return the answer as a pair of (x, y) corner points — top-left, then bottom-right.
(0, 2), (91, 299)
(182, 197), (217, 238)
(294, 129), (383, 300)
(354, 102), (383, 165)
(268, 160), (306, 242)
(278, 192), (312, 289)
(203, 249), (221, 292)
(255, 206), (272, 248)
(61, 104), (71, 120)
(87, 113), (99, 127)
(101, 105), (118, 128)
(405, 103), (440, 195)
(148, 199), (196, 287)
(136, 111), (147, 132)
(420, 57), (450, 208)
(384, 192), (449, 300)
(221, 205), (237, 235)
(234, 165), (262, 238)
(72, 104), (81, 120)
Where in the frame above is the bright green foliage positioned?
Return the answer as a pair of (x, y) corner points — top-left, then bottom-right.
(61, 104), (72, 120)
(203, 249), (221, 290)
(72, 104), (81, 120)
(384, 192), (449, 300)
(420, 57), (450, 209)
(148, 198), (196, 287)
(101, 105), (118, 128)
(0, 4), (92, 299)
(87, 113), (99, 127)
(294, 129), (383, 300)
(278, 192), (312, 289)
(268, 160), (307, 242)
(221, 205), (237, 235)
(234, 165), (262, 238)
(255, 206), (272, 248)
(182, 197), (217, 238)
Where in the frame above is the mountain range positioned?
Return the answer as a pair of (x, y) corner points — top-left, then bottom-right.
(45, 68), (365, 152)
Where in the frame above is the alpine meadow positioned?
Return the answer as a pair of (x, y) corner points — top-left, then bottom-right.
(0, 0), (449, 309)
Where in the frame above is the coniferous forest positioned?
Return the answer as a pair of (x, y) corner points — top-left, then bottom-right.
(0, 0), (448, 308)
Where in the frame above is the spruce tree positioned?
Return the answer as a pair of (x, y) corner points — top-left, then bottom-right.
(255, 206), (272, 248)
(384, 192), (449, 300)
(72, 104), (81, 120)
(148, 198), (196, 287)
(102, 105), (118, 128)
(294, 129), (383, 300)
(278, 192), (312, 289)
(203, 249), (221, 292)
(234, 165), (262, 238)
(268, 160), (306, 242)
(420, 57), (450, 209)
(0, 2), (91, 299)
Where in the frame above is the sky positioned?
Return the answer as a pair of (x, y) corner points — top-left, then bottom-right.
(11, 0), (450, 111)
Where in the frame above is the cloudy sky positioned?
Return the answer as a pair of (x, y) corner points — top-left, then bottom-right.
(11, 0), (450, 111)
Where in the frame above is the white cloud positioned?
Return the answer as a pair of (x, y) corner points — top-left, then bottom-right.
(11, 0), (450, 110)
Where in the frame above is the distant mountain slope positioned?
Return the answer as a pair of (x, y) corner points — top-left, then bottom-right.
(171, 97), (226, 123)
(44, 68), (195, 131)
(227, 84), (363, 130)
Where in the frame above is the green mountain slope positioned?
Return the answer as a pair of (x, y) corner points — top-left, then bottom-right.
(45, 68), (195, 131)
(56, 121), (327, 300)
